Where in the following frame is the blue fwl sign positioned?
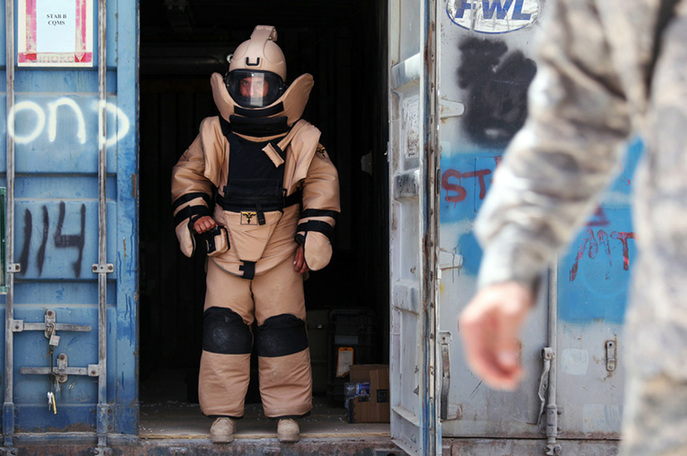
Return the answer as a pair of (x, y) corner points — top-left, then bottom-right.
(454, 0), (531, 20)
(447, 0), (539, 34)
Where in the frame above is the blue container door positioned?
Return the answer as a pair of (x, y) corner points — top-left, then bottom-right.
(0, 0), (138, 437)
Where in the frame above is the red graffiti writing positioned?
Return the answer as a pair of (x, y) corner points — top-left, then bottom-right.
(441, 168), (491, 207)
(569, 228), (635, 281)
(611, 231), (635, 270)
(587, 207), (610, 227)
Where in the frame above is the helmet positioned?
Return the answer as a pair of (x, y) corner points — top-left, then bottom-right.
(226, 26), (287, 108)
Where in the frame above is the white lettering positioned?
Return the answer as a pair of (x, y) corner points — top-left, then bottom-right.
(105, 102), (131, 148)
(48, 98), (87, 144)
(7, 98), (131, 148)
(7, 101), (46, 144)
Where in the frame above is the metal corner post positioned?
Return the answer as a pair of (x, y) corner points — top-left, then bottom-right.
(3, 0), (16, 450)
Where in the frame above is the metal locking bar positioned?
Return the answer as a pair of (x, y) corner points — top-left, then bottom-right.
(4, 0), (17, 448)
(9, 309), (92, 334)
(16, 310), (97, 384)
(20, 353), (100, 382)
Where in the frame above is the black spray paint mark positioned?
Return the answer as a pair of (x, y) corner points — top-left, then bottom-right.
(54, 202), (86, 278)
(18, 209), (32, 275)
(18, 203), (87, 278)
(458, 37), (536, 147)
(37, 206), (49, 275)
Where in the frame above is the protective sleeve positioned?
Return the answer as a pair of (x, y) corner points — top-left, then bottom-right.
(171, 121), (221, 257)
(475, 0), (633, 289)
(296, 145), (341, 271)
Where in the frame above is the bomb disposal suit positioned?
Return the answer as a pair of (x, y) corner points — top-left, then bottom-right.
(171, 25), (340, 419)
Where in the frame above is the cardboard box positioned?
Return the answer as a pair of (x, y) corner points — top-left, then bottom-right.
(346, 364), (390, 423)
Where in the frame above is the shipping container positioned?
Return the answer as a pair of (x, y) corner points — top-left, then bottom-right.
(0, 0), (635, 455)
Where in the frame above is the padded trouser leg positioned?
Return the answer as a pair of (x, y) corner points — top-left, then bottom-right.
(259, 349), (312, 417)
(199, 352), (250, 417)
(199, 261), (255, 417)
(200, 257), (313, 418)
(253, 259), (312, 417)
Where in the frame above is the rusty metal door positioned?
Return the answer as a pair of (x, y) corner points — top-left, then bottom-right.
(388, 0), (441, 454)
(435, 0), (633, 454)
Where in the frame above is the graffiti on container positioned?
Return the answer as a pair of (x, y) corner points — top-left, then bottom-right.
(441, 156), (502, 209)
(18, 202), (86, 278)
(442, 168), (492, 206)
(569, 227), (635, 282)
(7, 98), (130, 147)
(458, 37), (536, 147)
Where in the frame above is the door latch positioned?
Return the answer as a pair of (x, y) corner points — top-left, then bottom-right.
(605, 340), (617, 372)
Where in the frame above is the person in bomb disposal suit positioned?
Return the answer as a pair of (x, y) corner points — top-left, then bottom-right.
(171, 25), (340, 444)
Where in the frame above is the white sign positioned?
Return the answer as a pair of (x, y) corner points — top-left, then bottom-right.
(18, 0), (94, 67)
(447, 0), (539, 34)
(36, 0), (77, 53)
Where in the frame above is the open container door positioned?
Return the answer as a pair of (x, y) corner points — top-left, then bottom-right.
(388, 0), (441, 454)
(436, 0), (634, 454)
(1, 0), (138, 451)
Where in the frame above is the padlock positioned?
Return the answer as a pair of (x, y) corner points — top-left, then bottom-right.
(49, 335), (60, 347)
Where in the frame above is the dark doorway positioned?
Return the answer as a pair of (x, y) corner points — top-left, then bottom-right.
(138, 0), (390, 430)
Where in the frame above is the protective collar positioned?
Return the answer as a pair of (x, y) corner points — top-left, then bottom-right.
(210, 72), (314, 129)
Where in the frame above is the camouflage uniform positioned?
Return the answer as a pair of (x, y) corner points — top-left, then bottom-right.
(474, 0), (687, 454)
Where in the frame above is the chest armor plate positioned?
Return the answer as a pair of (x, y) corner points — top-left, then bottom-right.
(222, 130), (287, 213)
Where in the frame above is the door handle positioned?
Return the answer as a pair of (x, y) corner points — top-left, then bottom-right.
(440, 331), (452, 420)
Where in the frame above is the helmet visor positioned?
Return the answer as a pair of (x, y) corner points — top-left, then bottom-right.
(225, 69), (285, 108)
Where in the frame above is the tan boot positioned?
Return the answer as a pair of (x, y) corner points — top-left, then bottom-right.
(210, 417), (235, 443)
(277, 418), (300, 443)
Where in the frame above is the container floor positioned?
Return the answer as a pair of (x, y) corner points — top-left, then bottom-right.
(139, 368), (389, 440)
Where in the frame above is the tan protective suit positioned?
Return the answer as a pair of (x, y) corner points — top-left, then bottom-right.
(171, 69), (340, 418)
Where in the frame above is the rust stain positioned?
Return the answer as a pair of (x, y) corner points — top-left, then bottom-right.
(131, 173), (137, 199)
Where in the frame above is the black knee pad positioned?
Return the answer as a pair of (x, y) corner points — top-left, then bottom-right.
(202, 307), (252, 354)
(255, 314), (308, 358)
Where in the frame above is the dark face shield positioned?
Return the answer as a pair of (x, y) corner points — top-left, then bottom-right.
(225, 70), (286, 108)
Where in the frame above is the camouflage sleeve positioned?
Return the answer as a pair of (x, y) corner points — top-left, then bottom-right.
(475, 0), (633, 289)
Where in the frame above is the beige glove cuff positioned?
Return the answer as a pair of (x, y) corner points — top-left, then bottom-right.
(175, 221), (196, 258)
(300, 231), (333, 271)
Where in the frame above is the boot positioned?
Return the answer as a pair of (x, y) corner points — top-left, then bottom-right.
(277, 418), (300, 443)
(210, 417), (235, 443)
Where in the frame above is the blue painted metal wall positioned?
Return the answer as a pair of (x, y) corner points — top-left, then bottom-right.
(0, 0), (138, 435)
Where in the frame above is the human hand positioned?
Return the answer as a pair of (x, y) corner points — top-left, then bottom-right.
(193, 215), (217, 234)
(459, 281), (534, 390)
(293, 244), (309, 274)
